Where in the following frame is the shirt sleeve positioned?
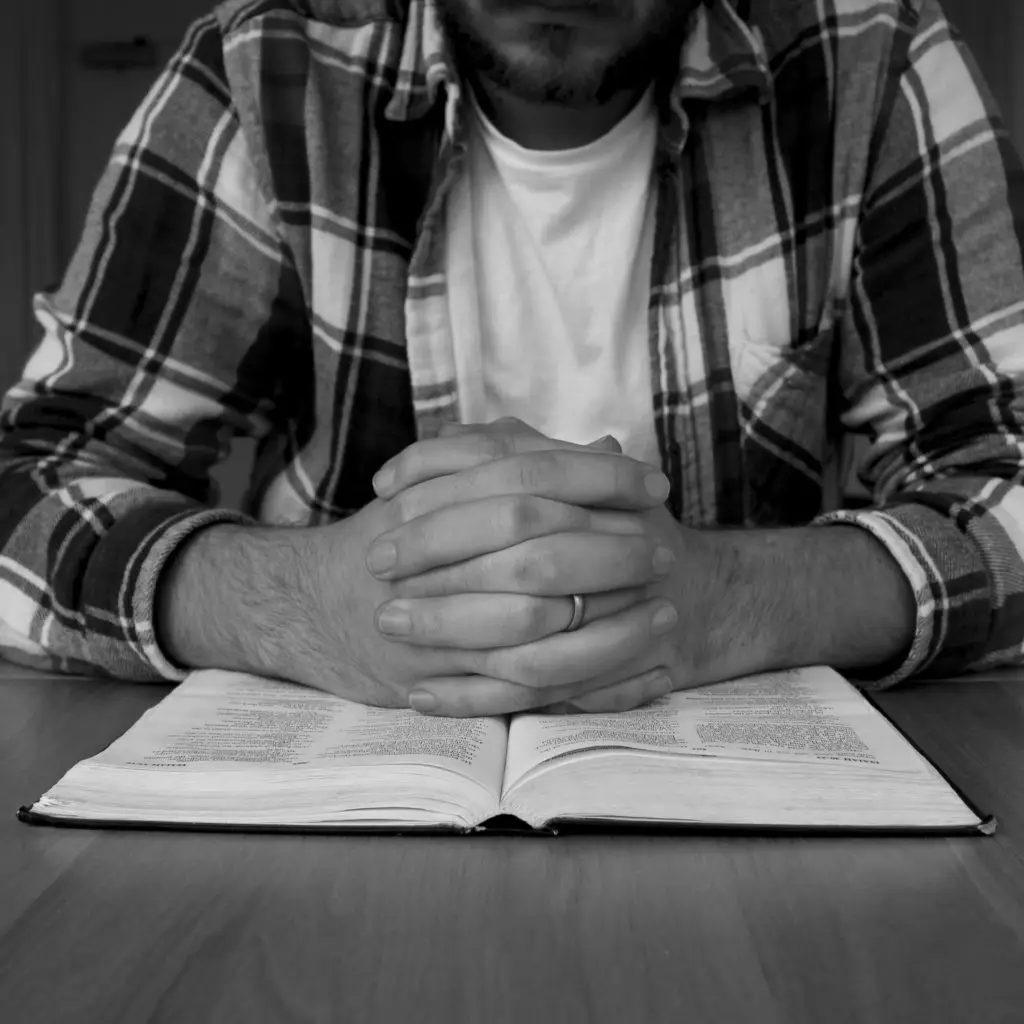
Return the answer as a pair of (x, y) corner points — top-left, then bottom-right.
(815, 0), (1024, 686)
(0, 15), (304, 680)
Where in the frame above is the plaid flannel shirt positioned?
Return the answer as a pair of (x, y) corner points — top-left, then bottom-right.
(2, 0), (1024, 684)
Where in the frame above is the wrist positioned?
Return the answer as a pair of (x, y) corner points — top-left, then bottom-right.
(685, 528), (778, 683)
(155, 523), (327, 681)
(694, 524), (916, 680)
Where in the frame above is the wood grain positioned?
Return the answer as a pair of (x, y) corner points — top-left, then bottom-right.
(1, 663), (1023, 1024)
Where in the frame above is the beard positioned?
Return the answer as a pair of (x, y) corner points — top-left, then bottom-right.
(433, 0), (698, 107)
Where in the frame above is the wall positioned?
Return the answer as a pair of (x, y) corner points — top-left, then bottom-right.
(0, 4), (59, 396)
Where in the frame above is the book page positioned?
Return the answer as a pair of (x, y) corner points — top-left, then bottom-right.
(92, 670), (509, 796)
(502, 666), (936, 792)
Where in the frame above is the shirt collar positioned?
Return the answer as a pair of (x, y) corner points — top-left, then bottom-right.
(383, 0), (773, 140)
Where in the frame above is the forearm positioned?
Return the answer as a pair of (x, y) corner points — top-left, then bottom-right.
(156, 523), (326, 682)
(695, 525), (916, 683)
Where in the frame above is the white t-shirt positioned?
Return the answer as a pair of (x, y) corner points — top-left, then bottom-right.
(445, 86), (661, 466)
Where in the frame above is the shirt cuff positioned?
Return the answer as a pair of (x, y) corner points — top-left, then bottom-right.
(83, 502), (253, 682)
(812, 508), (937, 688)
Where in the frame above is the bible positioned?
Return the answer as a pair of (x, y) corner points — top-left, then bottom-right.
(19, 665), (992, 835)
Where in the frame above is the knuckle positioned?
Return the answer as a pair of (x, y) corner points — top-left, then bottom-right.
(513, 651), (546, 688)
(511, 597), (550, 641)
(492, 646), (547, 689)
(499, 495), (544, 541)
(414, 603), (440, 638)
(512, 546), (557, 590)
(518, 451), (562, 493)
(569, 503), (593, 531)
(392, 490), (420, 524)
(404, 515), (443, 565)
(480, 432), (511, 461)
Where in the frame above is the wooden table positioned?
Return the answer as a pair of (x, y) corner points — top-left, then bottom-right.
(1, 661), (1023, 1024)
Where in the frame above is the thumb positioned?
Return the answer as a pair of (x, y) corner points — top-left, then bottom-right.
(587, 434), (623, 454)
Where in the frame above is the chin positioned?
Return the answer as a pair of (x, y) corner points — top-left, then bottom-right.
(493, 39), (614, 104)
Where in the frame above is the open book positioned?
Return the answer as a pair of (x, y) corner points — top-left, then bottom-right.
(19, 666), (992, 835)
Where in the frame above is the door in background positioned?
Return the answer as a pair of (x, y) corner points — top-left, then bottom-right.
(61, 0), (216, 262)
(939, 0), (1023, 150)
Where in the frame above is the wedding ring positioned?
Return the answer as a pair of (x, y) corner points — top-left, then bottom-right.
(564, 593), (586, 633)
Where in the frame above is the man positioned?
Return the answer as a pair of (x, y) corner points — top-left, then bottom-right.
(1, 0), (1023, 717)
